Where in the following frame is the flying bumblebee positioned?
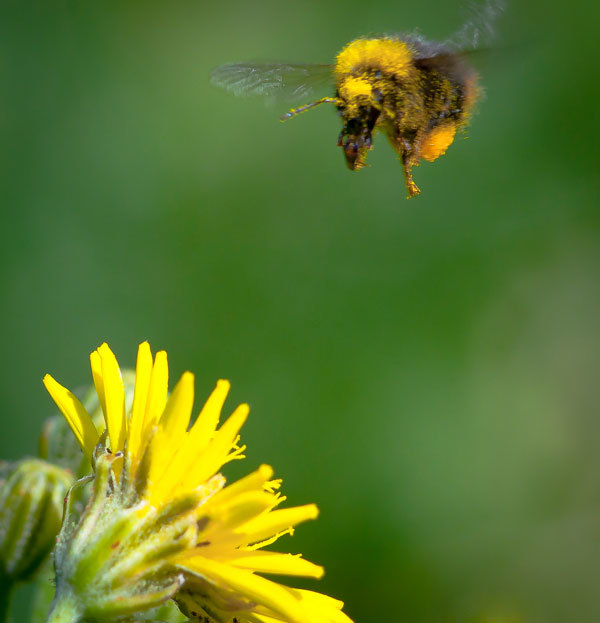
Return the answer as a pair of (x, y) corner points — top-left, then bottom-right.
(211, 2), (504, 198)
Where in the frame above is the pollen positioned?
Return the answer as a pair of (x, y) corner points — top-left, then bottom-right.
(335, 37), (412, 80)
(339, 76), (373, 100)
(420, 124), (457, 162)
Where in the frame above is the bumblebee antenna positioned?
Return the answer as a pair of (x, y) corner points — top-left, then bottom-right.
(280, 97), (338, 121)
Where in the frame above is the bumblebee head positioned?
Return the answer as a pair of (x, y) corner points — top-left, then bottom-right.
(336, 76), (382, 171)
(338, 76), (380, 116)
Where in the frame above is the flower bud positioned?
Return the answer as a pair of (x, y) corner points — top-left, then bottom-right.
(0, 458), (73, 583)
(47, 451), (197, 623)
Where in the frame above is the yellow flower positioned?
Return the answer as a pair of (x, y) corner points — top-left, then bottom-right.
(44, 342), (352, 623)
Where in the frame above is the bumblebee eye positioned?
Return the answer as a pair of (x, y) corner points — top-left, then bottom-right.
(374, 70), (382, 78)
(373, 89), (383, 102)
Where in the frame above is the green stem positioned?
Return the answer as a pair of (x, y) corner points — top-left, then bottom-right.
(45, 588), (82, 623)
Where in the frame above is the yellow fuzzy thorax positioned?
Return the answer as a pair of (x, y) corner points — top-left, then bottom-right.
(335, 37), (412, 80)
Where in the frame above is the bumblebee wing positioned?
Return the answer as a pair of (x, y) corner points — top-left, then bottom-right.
(401, 0), (505, 58)
(210, 62), (334, 102)
(446, 0), (506, 50)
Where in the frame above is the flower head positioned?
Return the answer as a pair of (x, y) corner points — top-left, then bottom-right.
(43, 342), (351, 623)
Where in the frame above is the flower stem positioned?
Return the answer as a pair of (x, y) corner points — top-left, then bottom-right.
(45, 589), (82, 623)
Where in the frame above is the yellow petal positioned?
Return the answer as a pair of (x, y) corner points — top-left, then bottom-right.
(247, 615), (282, 623)
(151, 380), (231, 496)
(150, 401), (248, 504)
(295, 589), (343, 610)
(184, 403), (249, 488)
(178, 556), (311, 623)
(293, 590), (353, 623)
(210, 465), (274, 507)
(128, 342), (153, 469)
(144, 371), (195, 494)
(43, 374), (99, 459)
(252, 588), (352, 623)
(239, 504), (319, 545)
(97, 343), (126, 454)
(144, 350), (168, 434)
(188, 379), (231, 454)
(203, 491), (277, 535)
(159, 371), (194, 440)
(229, 552), (324, 579)
(90, 349), (106, 418)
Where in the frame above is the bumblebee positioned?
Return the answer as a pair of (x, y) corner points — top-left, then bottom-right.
(211, 3), (503, 198)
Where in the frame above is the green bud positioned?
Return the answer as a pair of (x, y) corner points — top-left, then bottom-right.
(0, 458), (73, 583)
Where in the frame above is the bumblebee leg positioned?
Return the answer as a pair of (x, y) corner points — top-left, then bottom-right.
(399, 136), (421, 199)
(386, 131), (421, 199)
(402, 155), (421, 199)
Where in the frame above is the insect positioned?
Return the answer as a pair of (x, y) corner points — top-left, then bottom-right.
(211, 2), (504, 199)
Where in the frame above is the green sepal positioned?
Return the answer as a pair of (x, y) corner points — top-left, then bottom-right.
(31, 559), (56, 623)
(49, 446), (201, 622)
(85, 576), (184, 619)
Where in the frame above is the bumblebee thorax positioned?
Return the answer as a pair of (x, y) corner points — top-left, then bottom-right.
(335, 37), (413, 81)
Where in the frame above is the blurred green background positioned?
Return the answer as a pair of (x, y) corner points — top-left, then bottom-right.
(1, 0), (599, 621)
